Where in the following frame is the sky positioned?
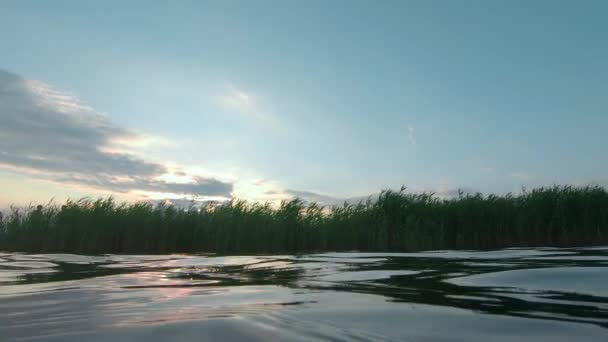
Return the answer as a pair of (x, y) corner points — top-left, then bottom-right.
(1, 0), (607, 208)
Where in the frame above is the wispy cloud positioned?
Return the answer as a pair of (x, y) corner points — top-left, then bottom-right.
(230, 180), (373, 206)
(286, 185), (481, 205)
(432, 184), (479, 199)
(219, 85), (256, 112)
(0, 69), (233, 200)
(285, 189), (345, 205)
(217, 84), (276, 124)
(407, 124), (416, 145)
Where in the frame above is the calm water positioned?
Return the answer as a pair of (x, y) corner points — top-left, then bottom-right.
(1, 248), (608, 341)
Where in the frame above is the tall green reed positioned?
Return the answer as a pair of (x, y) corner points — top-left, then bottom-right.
(1, 185), (607, 254)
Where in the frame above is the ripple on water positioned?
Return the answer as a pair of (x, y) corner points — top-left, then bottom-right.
(32, 254), (110, 264)
(1, 248), (608, 341)
(417, 249), (577, 259)
(526, 255), (608, 262)
(102, 256), (271, 270)
(0, 261), (58, 269)
(318, 270), (421, 282)
(446, 266), (608, 297)
(313, 249), (576, 260)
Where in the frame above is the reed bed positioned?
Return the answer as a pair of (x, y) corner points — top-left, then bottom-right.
(1, 185), (607, 254)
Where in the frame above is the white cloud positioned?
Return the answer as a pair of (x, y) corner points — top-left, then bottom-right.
(285, 189), (373, 206)
(217, 84), (276, 124)
(407, 124), (416, 145)
(0, 69), (233, 200)
(219, 85), (256, 112)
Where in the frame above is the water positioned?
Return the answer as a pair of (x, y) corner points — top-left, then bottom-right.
(1, 248), (607, 341)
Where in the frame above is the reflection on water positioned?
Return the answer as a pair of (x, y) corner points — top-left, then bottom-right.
(1, 248), (607, 341)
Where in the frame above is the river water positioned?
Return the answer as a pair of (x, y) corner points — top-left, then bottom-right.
(1, 247), (607, 341)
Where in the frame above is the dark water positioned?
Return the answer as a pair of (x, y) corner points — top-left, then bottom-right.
(1, 248), (608, 341)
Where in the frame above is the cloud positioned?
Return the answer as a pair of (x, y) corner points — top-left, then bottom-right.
(217, 84), (276, 124)
(433, 186), (479, 199)
(285, 185), (483, 206)
(285, 189), (373, 206)
(0, 69), (233, 199)
(407, 124), (416, 145)
(148, 198), (224, 210)
(219, 85), (256, 113)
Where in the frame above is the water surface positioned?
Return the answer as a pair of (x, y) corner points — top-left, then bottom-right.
(1, 247), (607, 341)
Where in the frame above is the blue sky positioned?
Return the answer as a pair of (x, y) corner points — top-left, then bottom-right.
(1, 1), (607, 207)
